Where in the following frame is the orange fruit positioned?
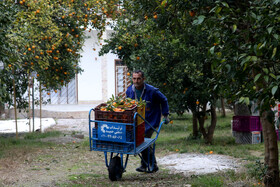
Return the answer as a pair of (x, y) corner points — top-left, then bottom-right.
(189, 10), (195, 17)
(196, 100), (200, 105)
(36, 10), (40, 14)
(170, 120), (173, 124)
(35, 56), (39, 59)
(36, 74), (39, 77)
(54, 90), (57, 93)
(153, 14), (158, 19)
(47, 92), (50, 95)
(28, 48), (31, 51)
(8, 64), (12, 67)
(134, 43), (138, 47)
(118, 46), (122, 50)
(163, 82), (167, 86)
(127, 72), (130, 76)
(136, 56), (140, 60)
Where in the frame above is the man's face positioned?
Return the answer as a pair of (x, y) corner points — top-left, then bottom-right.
(132, 72), (145, 90)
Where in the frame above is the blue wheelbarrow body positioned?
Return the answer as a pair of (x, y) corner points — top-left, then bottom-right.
(89, 108), (165, 181)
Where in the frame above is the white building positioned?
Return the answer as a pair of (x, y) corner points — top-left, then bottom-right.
(43, 28), (130, 105)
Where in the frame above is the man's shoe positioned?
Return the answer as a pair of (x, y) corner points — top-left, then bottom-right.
(146, 164), (159, 173)
(136, 165), (146, 172)
(152, 165), (159, 172)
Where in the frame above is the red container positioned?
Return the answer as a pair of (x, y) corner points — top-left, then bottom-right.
(126, 122), (145, 146)
(232, 116), (262, 132)
(136, 122), (145, 146)
(94, 103), (137, 123)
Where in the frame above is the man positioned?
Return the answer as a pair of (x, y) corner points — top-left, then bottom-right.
(126, 70), (169, 173)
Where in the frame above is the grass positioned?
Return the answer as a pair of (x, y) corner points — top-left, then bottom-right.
(0, 113), (274, 186)
(59, 111), (271, 186)
(157, 112), (265, 161)
(0, 131), (61, 158)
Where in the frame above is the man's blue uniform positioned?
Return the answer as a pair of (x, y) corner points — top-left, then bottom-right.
(126, 83), (169, 132)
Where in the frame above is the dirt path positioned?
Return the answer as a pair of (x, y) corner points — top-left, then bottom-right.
(0, 119), (242, 187)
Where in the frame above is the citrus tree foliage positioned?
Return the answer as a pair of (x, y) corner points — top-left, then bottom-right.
(195, 1), (280, 185)
(100, 0), (219, 114)
(101, 1), (280, 183)
(0, 0), (119, 108)
(100, 0), (223, 143)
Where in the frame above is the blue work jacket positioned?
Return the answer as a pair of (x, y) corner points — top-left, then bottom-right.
(126, 83), (169, 132)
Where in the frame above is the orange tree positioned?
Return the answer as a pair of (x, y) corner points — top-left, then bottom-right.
(100, 0), (223, 143)
(0, 2), (28, 109)
(190, 1), (280, 186)
(0, 0), (119, 110)
(100, 1), (280, 185)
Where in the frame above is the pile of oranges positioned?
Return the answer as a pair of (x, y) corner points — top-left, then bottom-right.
(99, 95), (146, 112)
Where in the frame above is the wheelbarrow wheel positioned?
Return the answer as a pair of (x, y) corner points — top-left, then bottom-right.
(108, 156), (123, 181)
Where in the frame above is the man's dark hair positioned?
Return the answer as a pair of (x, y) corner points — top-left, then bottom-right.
(133, 70), (144, 78)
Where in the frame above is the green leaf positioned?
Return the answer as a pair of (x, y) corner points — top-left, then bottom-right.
(263, 68), (269, 74)
(260, 42), (266, 49)
(210, 46), (215, 54)
(272, 47), (277, 58)
(251, 56), (257, 62)
(272, 86), (278, 95)
(267, 27), (273, 34)
(192, 15), (205, 25)
(241, 56), (251, 66)
(269, 73), (277, 79)
(222, 2), (229, 7)
(254, 73), (261, 82)
(215, 7), (222, 14)
(264, 76), (269, 83)
(232, 25), (237, 33)
(273, 0), (280, 4)
(244, 97), (250, 105)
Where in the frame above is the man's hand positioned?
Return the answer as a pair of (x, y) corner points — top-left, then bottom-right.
(163, 115), (170, 124)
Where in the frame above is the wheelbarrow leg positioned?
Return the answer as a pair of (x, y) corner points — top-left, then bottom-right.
(138, 142), (157, 173)
(147, 143), (157, 173)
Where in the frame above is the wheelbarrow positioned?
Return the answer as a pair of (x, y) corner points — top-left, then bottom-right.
(89, 108), (165, 181)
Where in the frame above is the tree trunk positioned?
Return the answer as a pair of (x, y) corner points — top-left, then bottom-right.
(220, 97), (226, 117)
(192, 112), (199, 138)
(207, 104), (217, 143)
(197, 103), (217, 144)
(260, 110), (279, 187)
(0, 103), (4, 119)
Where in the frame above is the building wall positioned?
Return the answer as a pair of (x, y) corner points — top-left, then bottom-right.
(77, 29), (117, 104)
